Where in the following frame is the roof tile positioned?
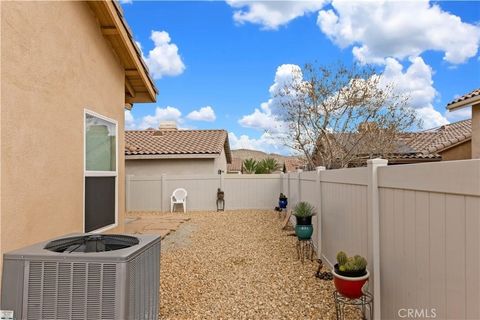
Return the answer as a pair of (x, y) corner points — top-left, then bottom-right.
(125, 129), (231, 162)
(447, 88), (480, 106)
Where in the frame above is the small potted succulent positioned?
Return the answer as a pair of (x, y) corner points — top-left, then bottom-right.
(292, 201), (316, 240)
(332, 251), (369, 299)
(278, 193), (288, 209)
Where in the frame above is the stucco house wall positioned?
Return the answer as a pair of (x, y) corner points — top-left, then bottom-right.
(1, 1), (127, 256)
(439, 140), (472, 161)
(214, 148), (228, 173)
(126, 152), (228, 176)
(126, 158), (216, 176)
(472, 104), (480, 158)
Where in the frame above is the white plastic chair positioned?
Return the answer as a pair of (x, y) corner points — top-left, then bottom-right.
(170, 188), (187, 213)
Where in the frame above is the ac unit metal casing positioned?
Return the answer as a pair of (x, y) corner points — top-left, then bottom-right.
(1, 234), (161, 320)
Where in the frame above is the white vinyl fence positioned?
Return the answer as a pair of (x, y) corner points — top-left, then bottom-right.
(126, 159), (480, 320)
(126, 173), (283, 212)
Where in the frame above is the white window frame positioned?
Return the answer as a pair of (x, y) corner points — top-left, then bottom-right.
(83, 109), (118, 233)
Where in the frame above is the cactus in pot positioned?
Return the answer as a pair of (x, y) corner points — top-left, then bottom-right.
(333, 251), (369, 299)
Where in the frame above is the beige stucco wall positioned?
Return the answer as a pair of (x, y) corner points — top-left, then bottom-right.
(126, 149), (228, 176)
(126, 158), (215, 176)
(439, 140), (472, 161)
(1, 1), (126, 259)
(472, 104), (480, 159)
(213, 148), (228, 173)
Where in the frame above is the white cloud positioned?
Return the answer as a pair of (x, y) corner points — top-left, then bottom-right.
(445, 106), (471, 123)
(228, 132), (290, 154)
(119, 0), (132, 4)
(317, 0), (480, 64)
(226, 0), (327, 30)
(187, 106), (216, 122)
(239, 64), (303, 134)
(125, 110), (136, 130)
(139, 106), (182, 129)
(142, 31), (185, 79)
(380, 57), (448, 128)
(239, 102), (283, 133)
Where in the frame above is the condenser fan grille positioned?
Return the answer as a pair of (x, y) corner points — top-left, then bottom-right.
(44, 235), (139, 253)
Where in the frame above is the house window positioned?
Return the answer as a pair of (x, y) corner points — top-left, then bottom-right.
(84, 110), (118, 233)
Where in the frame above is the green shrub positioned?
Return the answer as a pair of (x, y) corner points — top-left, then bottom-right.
(292, 201), (316, 217)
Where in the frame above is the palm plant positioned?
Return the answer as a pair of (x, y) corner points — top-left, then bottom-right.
(256, 157), (280, 174)
(243, 158), (258, 174)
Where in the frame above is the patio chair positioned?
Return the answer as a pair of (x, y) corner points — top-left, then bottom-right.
(170, 188), (187, 213)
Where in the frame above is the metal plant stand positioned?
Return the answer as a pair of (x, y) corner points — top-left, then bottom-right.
(296, 238), (314, 263)
(216, 199), (225, 212)
(216, 188), (225, 211)
(334, 291), (373, 320)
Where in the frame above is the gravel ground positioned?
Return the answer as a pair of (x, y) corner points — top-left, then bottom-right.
(157, 209), (362, 320)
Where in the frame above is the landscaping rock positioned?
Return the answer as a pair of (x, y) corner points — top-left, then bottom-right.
(146, 209), (363, 320)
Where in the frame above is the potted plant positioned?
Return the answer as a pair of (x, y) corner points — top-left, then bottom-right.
(278, 193), (288, 209)
(292, 201), (316, 240)
(332, 251), (369, 299)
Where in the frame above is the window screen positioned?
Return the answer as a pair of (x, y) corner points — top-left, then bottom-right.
(85, 177), (115, 233)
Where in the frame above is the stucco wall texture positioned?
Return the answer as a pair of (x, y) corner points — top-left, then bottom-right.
(126, 153), (228, 176)
(1, 1), (126, 260)
(472, 105), (480, 159)
(439, 140), (472, 161)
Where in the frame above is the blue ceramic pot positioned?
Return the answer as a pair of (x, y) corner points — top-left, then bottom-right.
(279, 198), (288, 209)
(295, 224), (313, 240)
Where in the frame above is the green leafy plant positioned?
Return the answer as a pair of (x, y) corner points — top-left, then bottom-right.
(243, 158), (258, 174)
(292, 201), (316, 217)
(256, 157), (280, 174)
(336, 251), (367, 272)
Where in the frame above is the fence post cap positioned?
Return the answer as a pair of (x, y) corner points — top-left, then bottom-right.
(367, 158), (388, 166)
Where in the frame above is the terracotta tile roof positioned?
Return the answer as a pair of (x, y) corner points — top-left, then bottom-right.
(227, 157), (243, 172)
(283, 158), (306, 172)
(389, 119), (471, 160)
(447, 88), (480, 108)
(125, 129), (231, 162)
(323, 119), (471, 163)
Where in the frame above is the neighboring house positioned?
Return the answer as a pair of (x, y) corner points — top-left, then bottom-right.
(313, 119), (472, 167)
(446, 88), (480, 158)
(229, 149), (306, 173)
(384, 119), (472, 164)
(1, 0), (156, 263)
(283, 158), (307, 172)
(227, 158), (243, 174)
(125, 123), (232, 175)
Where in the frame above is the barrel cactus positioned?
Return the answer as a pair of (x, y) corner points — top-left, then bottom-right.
(336, 251), (348, 266)
(336, 251), (367, 272)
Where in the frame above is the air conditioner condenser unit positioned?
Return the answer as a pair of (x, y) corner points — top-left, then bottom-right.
(1, 234), (161, 320)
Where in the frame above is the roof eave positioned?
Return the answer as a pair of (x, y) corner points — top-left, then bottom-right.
(126, 154), (219, 160)
(88, 1), (157, 104)
(223, 133), (232, 164)
(435, 137), (472, 154)
(447, 95), (480, 111)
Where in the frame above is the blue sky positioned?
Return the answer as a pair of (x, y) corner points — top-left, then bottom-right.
(122, 0), (480, 155)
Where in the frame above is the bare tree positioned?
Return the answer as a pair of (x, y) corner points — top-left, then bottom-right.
(273, 62), (419, 169)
